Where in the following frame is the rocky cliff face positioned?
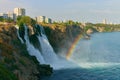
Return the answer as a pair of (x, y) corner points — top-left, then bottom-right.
(0, 24), (52, 80)
(43, 24), (83, 54)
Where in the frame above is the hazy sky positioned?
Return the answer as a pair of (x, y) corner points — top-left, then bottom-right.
(0, 0), (120, 23)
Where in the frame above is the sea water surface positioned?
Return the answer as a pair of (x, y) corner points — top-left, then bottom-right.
(43, 32), (120, 80)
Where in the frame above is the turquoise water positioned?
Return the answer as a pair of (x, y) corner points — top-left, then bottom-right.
(43, 65), (120, 80)
(43, 32), (120, 80)
(71, 32), (120, 63)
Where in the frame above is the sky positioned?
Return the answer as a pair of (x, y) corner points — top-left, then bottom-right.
(0, 0), (120, 23)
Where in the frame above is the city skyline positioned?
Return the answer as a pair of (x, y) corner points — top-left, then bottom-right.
(1, 0), (120, 23)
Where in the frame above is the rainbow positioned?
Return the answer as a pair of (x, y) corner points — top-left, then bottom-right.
(66, 34), (82, 60)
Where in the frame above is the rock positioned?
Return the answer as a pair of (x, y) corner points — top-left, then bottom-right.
(86, 29), (93, 34)
(0, 24), (52, 80)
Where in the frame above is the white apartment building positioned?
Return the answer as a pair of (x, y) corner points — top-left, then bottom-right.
(0, 8), (26, 21)
(103, 19), (107, 24)
(7, 12), (16, 21)
(45, 18), (52, 23)
(36, 16), (52, 23)
(0, 12), (16, 21)
(14, 8), (25, 17)
(36, 16), (45, 23)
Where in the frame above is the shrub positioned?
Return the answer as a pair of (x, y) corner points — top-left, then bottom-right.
(0, 64), (18, 80)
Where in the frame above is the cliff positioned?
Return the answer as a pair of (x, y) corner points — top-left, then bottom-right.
(42, 23), (83, 54)
(0, 24), (52, 80)
(84, 23), (120, 34)
(42, 23), (120, 54)
(1, 21), (120, 80)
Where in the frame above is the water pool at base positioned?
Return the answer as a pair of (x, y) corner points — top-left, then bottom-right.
(43, 32), (120, 80)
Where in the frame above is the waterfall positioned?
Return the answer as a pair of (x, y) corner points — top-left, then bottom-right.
(15, 25), (24, 44)
(24, 25), (45, 64)
(37, 25), (58, 64)
(16, 24), (77, 69)
(16, 24), (57, 65)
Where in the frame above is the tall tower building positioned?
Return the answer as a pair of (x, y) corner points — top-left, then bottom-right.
(36, 16), (46, 23)
(36, 16), (52, 23)
(103, 19), (107, 24)
(7, 12), (16, 21)
(45, 17), (52, 23)
(14, 8), (25, 17)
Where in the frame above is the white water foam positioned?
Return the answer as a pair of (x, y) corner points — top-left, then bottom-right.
(24, 25), (45, 64)
(15, 25), (24, 44)
(17, 25), (77, 70)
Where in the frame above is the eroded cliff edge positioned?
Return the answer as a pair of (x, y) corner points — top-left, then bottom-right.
(0, 24), (52, 80)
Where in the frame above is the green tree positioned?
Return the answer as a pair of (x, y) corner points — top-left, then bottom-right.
(17, 16), (22, 21)
(0, 17), (4, 22)
(17, 16), (36, 26)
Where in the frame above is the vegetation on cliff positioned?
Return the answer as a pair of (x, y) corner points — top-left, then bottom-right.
(1, 17), (120, 80)
(83, 23), (120, 33)
(0, 17), (53, 80)
(40, 21), (120, 54)
(40, 21), (83, 53)
(17, 16), (36, 27)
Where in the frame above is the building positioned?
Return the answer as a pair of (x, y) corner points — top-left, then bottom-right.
(0, 12), (16, 21)
(0, 13), (8, 19)
(36, 16), (45, 23)
(36, 16), (52, 23)
(7, 12), (16, 21)
(14, 8), (25, 17)
(103, 19), (107, 24)
(0, 8), (26, 22)
(45, 17), (52, 23)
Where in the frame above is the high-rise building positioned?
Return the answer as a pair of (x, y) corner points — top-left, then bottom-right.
(103, 19), (107, 24)
(36, 16), (52, 23)
(14, 8), (25, 17)
(0, 12), (17, 21)
(45, 17), (52, 23)
(36, 16), (45, 23)
(7, 12), (16, 21)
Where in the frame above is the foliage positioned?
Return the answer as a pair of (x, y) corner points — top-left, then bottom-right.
(84, 25), (93, 31)
(0, 17), (14, 23)
(0, 64), (18, 80)
(104, 26), (112, 32)
(0, 17), (4, 22)
(0, 24), (53, 79)
(17, 16), (36, 27)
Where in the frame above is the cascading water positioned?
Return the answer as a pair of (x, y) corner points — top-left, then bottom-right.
(23, 25), (45, 64)
(17, 25), (120, 80)
(37, 25), (58, 63)
(36, 25), (77, 69)
(15, 25), (24, 44)
(17, 24), (76, 69)
(43, 32), (120, 80)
